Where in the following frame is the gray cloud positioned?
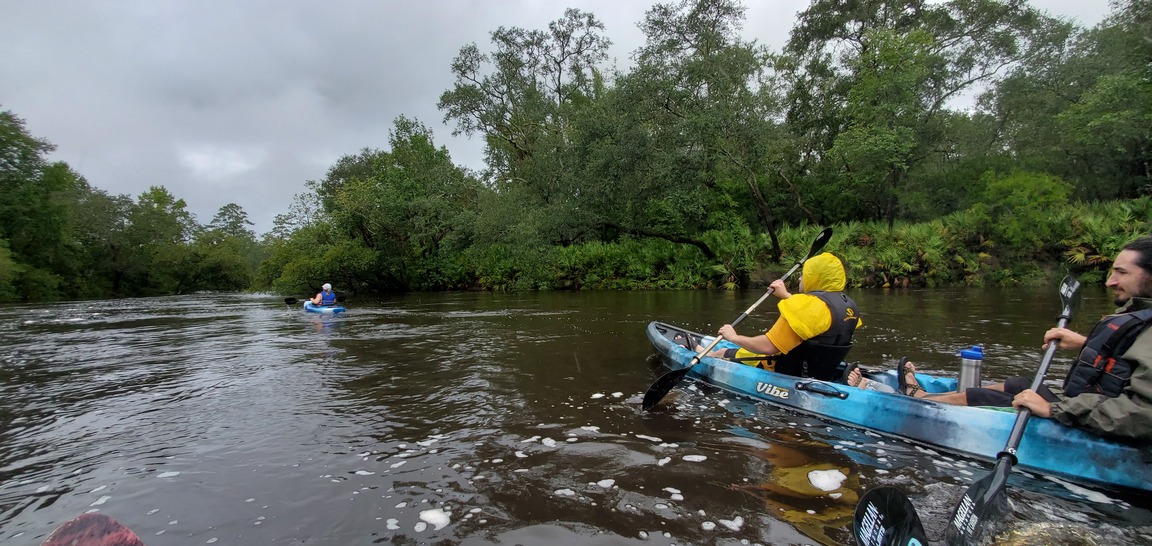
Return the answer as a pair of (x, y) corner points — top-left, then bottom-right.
(0, 1), (1105, 234)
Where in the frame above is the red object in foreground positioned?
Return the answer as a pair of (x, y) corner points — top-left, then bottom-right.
(42, 513), (144, 546)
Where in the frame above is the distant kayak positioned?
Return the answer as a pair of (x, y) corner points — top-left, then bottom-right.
(42, 513), (144, 546)
(303, 301), (345, 314)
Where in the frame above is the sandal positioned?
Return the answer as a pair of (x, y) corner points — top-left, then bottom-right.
(841, 362), (861, 386)
(897, 357), (923, 396)
(672, 333), (693, 350)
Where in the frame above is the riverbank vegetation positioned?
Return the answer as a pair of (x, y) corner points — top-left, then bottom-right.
(2, 0), (1150, 301)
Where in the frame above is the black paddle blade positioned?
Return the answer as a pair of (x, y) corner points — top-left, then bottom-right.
(810, 227), (834, 255)
(284, 297), (298, 305)
(854, 487), (929, 546)
(641, 368), (691, 410)
(945, 456), (1014, 546)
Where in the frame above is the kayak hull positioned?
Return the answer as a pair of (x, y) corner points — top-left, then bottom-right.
(303, 301), (345, 314)
(646, 321), (1152, 494)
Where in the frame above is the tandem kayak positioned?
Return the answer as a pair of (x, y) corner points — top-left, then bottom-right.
(303, 301), (345, 314)
(646, 321), (1152, 494)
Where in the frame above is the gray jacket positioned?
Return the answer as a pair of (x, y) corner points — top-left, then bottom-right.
(1050, 297), (1152, 442)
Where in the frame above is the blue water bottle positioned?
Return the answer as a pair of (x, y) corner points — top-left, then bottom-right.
(958, 345), (983, 390)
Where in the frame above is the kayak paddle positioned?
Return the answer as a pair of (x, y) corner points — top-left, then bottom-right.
(944, 274), (1081, 545)
(851, 275), (1082, 546)
(853, 486), (929, 546)
(285, 296), (345, 305)
(641, 227), (833, 410)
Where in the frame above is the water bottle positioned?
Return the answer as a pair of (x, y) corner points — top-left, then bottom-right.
(958, 345), (983, 390)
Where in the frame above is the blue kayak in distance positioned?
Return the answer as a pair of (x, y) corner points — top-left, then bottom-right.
(646, 321), (1152, 494)
(303, 301), (345, 314)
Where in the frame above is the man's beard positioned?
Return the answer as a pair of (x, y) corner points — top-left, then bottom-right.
(1119, 279), (1152, 306)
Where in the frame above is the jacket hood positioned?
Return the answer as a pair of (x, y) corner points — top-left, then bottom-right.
(802, 253), (846, 292)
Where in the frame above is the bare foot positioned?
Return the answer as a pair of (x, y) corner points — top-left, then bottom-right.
(847, 367), (863, 387)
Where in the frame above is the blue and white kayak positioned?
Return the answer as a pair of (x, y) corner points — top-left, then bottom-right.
(304, 301), (345, 314)
(647, 321), (1152, 494)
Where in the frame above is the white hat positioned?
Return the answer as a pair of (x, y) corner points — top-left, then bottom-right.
(322, 283), (332, 291)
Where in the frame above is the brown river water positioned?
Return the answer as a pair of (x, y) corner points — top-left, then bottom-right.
(0, 287), (1149, 545)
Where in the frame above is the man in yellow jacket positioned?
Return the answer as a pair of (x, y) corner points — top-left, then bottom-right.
(701, 253), (862, 381)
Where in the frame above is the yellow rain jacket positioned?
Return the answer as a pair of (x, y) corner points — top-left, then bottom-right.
(734, 253), (862, 373)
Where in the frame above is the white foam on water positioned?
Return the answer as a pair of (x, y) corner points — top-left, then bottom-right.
(663, 487), (681, 494)
(807, 469), (846, 492)
(90, 495), (111, 506)
(355, 470), (374, 475)
(1048, 476), (1116, 504)
(656, 457), (671, 466)
(395, 501), (408, 508)
(701, 521), (716, 531)
(386, 519), (400, 530)
(719, 516), (743, 531)
(596, 479), (615, 488)
(90, 485), (107, 493)
(580, 426), (600, 432)
(590, 393), (605, 399)
(635, 434), (662, 442)
(682, 455), (707, 462)
(522, 436), (540, 443)
(420, 508), (450, 530)
(542, 438), (556, 447)
(414, 522), (427, 532)
(554, 488), (576, 497)
(390, 461), (406, 469)
(612, 392), (623, 397)
(156, 472), (180, 478)
(514, 451), (528, 458)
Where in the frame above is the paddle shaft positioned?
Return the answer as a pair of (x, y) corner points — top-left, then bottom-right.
(945, 276), (1081, 546)
(997, 280), (1078, 462)
(641, 228), (832, 410)
(997, 316), (1068, 460)
(285, 296), (345, 305)
(684, 261), (806, 365)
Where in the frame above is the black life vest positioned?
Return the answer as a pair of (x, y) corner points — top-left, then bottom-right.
(768, 291), (861, 381)
(1063, 309), (1152, 398)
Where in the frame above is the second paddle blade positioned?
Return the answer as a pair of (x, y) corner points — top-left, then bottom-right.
(854, 486), (930, 546)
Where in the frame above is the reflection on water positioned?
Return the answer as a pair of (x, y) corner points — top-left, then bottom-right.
(728, 433), (859, 545)
(0, 289), (1147, 545)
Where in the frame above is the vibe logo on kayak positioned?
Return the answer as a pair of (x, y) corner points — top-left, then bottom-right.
(755, 383), (789, 399)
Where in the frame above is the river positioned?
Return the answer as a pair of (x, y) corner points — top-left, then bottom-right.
(1, 287), (1149, 545)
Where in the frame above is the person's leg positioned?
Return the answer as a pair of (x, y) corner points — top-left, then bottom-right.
(902, 362), (1010, 405)
(847, 366), (897, 392)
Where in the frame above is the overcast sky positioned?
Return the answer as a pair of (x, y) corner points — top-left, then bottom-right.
(1, 1), (1108, 236)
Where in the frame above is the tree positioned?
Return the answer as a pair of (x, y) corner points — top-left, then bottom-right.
(121, 186), (198, 295)
(779, 0), (1066, 226)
